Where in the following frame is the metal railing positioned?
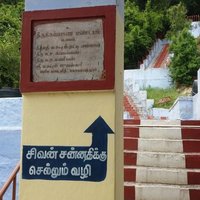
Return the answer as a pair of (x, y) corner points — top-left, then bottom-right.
(188, 15), (200, 22)
(0, 162), (20, 200)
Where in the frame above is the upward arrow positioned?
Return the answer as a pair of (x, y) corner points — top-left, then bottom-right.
(84, 116), (114, 150)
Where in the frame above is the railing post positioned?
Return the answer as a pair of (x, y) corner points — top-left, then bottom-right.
(0, 163), (20, 200)
(12, 177), (17, 200)
(0, 189), (3, 200)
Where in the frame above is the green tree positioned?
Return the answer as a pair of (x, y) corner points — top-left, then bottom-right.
(125, 1), (151, 68)
(124, 0), (199, 70)
(169, 29), (200, 86)
(127, 0), (200, 15)
(167, 2), (200, 86)
(0, 0), (21, 5)
(150, 0), (172, 11)
(166, 2), (190, 39)
(125, 0), (146, 11)
(0, 1), (24, 88)
(124, 0), (164, 68)
(181, 0), (200, 15)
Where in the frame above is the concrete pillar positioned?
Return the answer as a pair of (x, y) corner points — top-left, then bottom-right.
(19, 1), (124, 200)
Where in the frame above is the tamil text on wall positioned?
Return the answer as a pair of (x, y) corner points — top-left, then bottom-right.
(32, 19), (104, 82)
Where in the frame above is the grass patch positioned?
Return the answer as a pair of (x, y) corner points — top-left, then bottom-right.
(146, 87), (180, 109)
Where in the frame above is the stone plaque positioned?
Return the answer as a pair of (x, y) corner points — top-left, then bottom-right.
(32, 19), (104, 82)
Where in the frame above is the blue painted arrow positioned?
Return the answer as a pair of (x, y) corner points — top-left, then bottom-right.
(22, 116), (114, 182)
(85, 116), (114, 150)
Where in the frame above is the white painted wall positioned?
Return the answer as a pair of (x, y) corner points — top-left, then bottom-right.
(198, 70), (200, 94)
(193, 93), (199, 119)
(25, 0), (124, 17)
(169, 97), (193, 120)
(153, 108), (169, 119)
(124, 68), (172, 89)
(168, 99), (180, 120)
(190, 21), (200, 38)
(26, 0), (115, 10)
(0, 130), (21, 200)
(0, 98), (22, 129)
(193, 69), (200, 119)
(0, 98), (22, 199)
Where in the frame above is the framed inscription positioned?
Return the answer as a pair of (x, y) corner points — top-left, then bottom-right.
(33, 19), (104, 82)
(20, 6), (116, 92)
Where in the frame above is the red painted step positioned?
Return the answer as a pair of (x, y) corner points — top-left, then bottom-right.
(190, 189), (200, 200)
(124, 127), (139, 138)
(124, 152), (137, 166)
(124, 138), (138, 151)
(124, 186), (135, 200)
(186, 154), (200, 168)
(124, 119), (140, 125)
(183, 140), (200, 152)
(124, 168), (136, 182)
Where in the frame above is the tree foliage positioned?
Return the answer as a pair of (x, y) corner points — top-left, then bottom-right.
(181, 0), (200, 15)
(166, 3), (190, 39)
(167, 2), (200, 86)
(125, 0), (200, 87)
(169, 29), (200, 86)
(125, 0), (165, 68)
(0, 0), (23, 88)
(0, 0), (199, 87)
(127, 0), (200, 15)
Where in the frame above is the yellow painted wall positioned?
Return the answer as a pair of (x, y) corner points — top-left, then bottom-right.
(20, 92), (116, 200)
(19, 7), (123, 200)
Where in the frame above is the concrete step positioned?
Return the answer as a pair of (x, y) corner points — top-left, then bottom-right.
(125, 126), (200, 140)
(124, 166), (200, 185)
(141, 120), (180, 126)
(125, 151), (185, 168)
(125, 121), (182, 139)
(124, 182), (200, 200)
(139, 127), (200, 140)
(124, 138), (200, 153)
(139, 127), (182, 139)
(125, 121), (200, 139)
(123, 120), (200, 200)
(124, 138), (183, 152)
(124, 151), (200, 169)
(124, 151), (184, 168)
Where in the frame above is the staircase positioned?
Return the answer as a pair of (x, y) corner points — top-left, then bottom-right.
(153, 44), (169, 68)
(124, 119), (200, 200)
(124, 95), (140, 120)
